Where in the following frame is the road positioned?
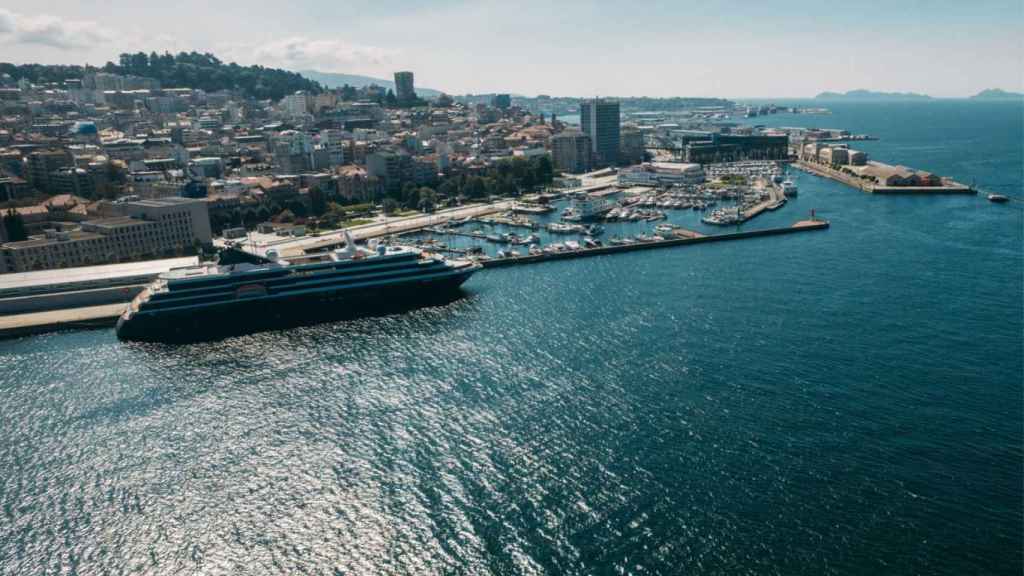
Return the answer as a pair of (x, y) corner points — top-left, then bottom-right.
(225, 200), (515, 257)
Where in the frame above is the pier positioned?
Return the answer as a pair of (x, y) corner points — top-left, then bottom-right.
(477, 219), (829, 268)
(795, 160), (975, 194)
(0, 303), (123, 339)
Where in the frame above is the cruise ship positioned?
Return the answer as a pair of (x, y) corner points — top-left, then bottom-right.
(116, 234), (480, 342)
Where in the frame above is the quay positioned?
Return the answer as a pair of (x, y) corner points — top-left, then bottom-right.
(0, 303), (123, 339)
(0, 220), (830, 340)
(794, 160), (975, 194)
(478, 219), (829, 269)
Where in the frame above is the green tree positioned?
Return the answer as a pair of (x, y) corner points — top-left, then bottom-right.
(464, 176), (487, 199)
(400, 182), (420, 209)
(382, 198), (399, 214)
(532, 155), (553, 185)
(2, 209), (28, 242)
(285, 199), (308, 218)
(497, 175), (518, 197)
(520, 169), (536, 192)
(417, 187), (438, 213)
(308, 185), (327, 216)
(242, 209), (260, 228)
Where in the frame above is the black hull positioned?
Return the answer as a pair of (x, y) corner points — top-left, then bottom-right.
(116, 270), (474, 343)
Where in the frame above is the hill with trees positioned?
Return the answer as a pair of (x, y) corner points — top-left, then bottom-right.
(0, 52), (322, 101)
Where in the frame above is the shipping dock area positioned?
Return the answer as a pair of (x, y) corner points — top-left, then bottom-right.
(0, 218), (830, 339)
(794, 144), (974, 195)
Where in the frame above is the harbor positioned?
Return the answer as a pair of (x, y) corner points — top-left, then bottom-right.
(0, 160), (819, 339)
(0, 217), (829, 339)
(476, 219), (828, 268)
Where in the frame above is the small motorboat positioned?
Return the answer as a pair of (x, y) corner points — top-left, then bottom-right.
(988, 194), (1009, 203)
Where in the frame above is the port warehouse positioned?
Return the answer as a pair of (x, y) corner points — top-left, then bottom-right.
(0, 257), (197, 314)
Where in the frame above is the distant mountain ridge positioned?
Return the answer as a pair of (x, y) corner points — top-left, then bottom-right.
(815, 89), (932, 101)
(300, 70), (443, 97)
(970, 88), (1023, 100)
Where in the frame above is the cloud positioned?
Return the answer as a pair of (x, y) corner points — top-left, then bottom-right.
(218, 37), (399, 75)
(0, 8), (112, 50)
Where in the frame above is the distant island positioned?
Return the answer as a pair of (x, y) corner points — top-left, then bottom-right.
(815, 88), (1023, 101)
(970, 88), (1023, 100)
(815, 89), (932, 101)
(301, 70), (443, 98)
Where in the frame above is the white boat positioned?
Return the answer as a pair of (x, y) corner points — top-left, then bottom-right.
(702, 207), (742, 226)
(546, 222), (584, 234)
(781, 180), (798, 197)
(565, 240), (581, 250)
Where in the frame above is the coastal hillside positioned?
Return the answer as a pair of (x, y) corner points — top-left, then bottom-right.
(0, 52), (322, 101)
(970, 88), (1024, 100)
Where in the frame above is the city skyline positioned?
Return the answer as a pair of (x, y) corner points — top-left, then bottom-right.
(1, 0), (1022, 98)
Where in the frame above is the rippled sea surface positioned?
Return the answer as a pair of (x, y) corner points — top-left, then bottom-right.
(1, 102), (1022, 575)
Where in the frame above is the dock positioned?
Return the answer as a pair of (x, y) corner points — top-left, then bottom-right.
(0, 303), (123, 339)
(478, 220), (830, 268)
(795, 160), (975, 194)
(0, 220), (830, 340)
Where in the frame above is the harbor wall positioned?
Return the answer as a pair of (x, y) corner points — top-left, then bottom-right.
(480, 221), (830, 269)
(0, 285), (143, 315)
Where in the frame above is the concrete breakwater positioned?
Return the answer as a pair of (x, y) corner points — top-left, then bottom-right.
(479, 220), (830, 269)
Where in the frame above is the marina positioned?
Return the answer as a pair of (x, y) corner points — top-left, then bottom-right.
(0, 217), (829, 339)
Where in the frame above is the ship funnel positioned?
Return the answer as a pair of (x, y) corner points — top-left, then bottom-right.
(341, 230), (357, 258)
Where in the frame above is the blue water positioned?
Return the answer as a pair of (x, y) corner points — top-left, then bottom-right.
(1, 101), (1021, 575)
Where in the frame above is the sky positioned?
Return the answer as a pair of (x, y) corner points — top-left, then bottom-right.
(0, 0), (1021, 98)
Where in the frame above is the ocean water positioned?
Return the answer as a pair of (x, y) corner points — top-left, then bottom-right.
(1, 101), (1021, 575)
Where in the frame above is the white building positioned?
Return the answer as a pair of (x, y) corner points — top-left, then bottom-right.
(319, 129), (350, 166)
(282, 91), (312, 117)
(617, 162), (705, 187)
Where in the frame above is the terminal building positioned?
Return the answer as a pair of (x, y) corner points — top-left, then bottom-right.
(617, 162), (705, 187)
(683, 134), (788, 164)
(1, 197), (211, 273)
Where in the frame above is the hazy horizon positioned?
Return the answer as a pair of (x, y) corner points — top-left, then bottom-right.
(1, 1), (1022, 99)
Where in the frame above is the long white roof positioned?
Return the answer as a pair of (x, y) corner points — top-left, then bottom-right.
(0, 257), (199, 293)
